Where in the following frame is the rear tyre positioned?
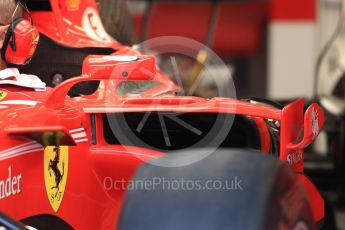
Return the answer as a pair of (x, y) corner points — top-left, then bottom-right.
(119, 149), (316, 230)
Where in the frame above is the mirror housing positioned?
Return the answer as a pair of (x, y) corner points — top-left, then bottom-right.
(5, 126), (76, 146)
(287, 103), (325, 150)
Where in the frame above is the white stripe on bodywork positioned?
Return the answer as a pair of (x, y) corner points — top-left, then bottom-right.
(0, 147), (43, 161)
(74, 138), (88, 143)
(0, 100), (38, 106)
(71, 132), (87, 139)
(0, 143), (43, 158)
(0, 141), (36, 154)
(69, 128), (85, 133)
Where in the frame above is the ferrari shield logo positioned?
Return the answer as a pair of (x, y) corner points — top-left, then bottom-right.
(44, 146), (68, 212)
(0, 91), (8, 100)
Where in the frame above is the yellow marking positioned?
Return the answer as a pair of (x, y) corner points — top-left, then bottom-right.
(0, 91), (8, 101)
(44, 146), (69, 212)
(66, 0), (80, 10)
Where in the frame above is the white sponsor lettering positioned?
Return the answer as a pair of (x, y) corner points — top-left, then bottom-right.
(287, 150), (303, 165)
(311, 108), (319, 138)
(0, 166), (22, 200)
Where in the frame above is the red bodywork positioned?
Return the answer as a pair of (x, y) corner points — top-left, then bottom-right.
(0, 0), (324, 228)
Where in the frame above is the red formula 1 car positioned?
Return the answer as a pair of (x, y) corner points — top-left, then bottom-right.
(0, 0), (326, 229)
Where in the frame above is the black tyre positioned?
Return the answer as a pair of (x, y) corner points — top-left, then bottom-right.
(97, 0), (138, 45)
(119, 149), (316, 230)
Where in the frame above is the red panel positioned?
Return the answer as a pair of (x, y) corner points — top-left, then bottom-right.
(251, 117), (271, 154)
(270, 0), (316, 21)
(147, 3), (212, 43)
(212, 2), (268, 56)
(132, 15), (144, 38)
(145, 2), (268, 56)
(133, 2), (269, 55)
(297, 174), (324, 222)
(280, 99), (305, 172)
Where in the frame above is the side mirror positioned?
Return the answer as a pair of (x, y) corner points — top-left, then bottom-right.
(5, 126), (76, 146)
(44, 55), (156, 108)
(287, 103), (325, 150)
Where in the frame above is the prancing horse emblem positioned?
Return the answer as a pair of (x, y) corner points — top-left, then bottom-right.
(44, 146), (68, 212)
(0, 91), (8, 101)
(49, 146), (64, 195)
